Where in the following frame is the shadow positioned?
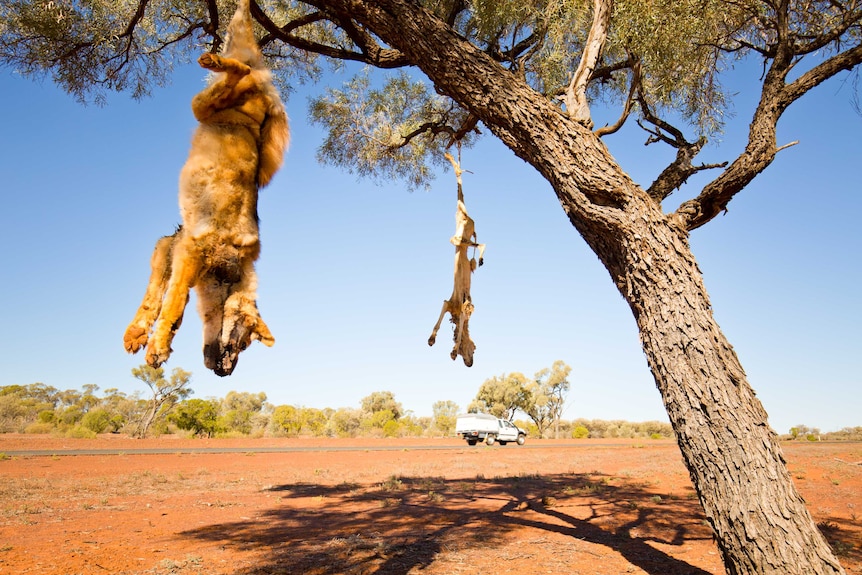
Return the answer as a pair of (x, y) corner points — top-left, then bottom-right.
(180, 472), (718, 575)
(816, 516), (862, 567)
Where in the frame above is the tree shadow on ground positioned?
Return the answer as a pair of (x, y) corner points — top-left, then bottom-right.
(180, 471), (722, 574)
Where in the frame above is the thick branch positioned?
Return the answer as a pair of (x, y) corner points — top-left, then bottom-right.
(203, 0), (221, 51)
(676, 43), (862, 230)
(563, 0), (613, 127)
(782, 42), (862, 105)
(252, 2), (409, 68)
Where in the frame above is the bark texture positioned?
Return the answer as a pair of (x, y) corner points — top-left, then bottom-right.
(314, 1), (847, 573)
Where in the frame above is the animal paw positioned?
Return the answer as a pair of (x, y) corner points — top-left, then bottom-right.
(198, 53), (224, 71)
(123, 325), (149, 354)
(145, 342), (171, 369)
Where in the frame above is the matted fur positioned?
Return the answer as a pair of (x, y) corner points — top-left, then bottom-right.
(124, 0), (289, 376)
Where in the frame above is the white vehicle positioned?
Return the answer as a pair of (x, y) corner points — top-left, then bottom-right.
(455, 413), (527, 446)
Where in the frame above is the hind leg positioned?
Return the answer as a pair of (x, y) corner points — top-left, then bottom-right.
(124, 233), (176, 354)
(145, 234), (202, 367)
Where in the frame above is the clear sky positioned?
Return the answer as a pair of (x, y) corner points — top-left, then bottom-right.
(1, 56), (859, 435)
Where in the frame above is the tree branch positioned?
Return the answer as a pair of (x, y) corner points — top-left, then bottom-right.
(781, 42), (862, 106)
(563, 0), (613, 127)
(671, 1), (862, 230)
(675, 42), (862, 230)
(636, 94), (728, 202)
(594, 58), (640, 137)
(252, 1), (409, 68)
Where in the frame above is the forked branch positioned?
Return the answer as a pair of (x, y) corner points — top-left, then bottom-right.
(637, 95), (727, 202)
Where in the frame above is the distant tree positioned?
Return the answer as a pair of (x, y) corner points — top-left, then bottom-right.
(171, 398), (221, 437)
(0, 383), (60, 431)
(431, 400), (459, 436)
(789, 424), (821, 442)
(80, 408), (112, 434)
(79, 384), (101, 413)
(131, 365), (192, 438)
(326, 407), (362, 438)
(270, 405), (303, 437)
(99, 388), (140, 433)
(300, 407), (329, 436)
(360, 391), (403, 421)
(522, 361), (572, 438)
(0, 391), (27, 432)
(469, 373), (530, 420)
(219, 391), (268, 434)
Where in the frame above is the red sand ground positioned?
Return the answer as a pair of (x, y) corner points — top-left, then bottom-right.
(0, 435), (859, 575)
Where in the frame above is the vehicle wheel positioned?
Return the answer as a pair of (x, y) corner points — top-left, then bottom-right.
(485, 435), (496, 446)
(516, 434), (526, 445)
(467, 439), (478, 446)
(498, 441), (507, 445)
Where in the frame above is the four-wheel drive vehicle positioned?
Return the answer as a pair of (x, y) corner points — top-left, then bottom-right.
(455, 413), (527, 446)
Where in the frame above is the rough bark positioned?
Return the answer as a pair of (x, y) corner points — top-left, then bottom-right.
(313, 1), (846, 573)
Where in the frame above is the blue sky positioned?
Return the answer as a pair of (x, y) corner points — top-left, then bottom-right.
(1, 57), (859, 435)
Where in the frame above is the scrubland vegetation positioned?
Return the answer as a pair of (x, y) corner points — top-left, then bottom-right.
(1, 369), (856, 441)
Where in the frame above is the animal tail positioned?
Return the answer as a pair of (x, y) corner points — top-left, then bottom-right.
(223, 0), (263, 69)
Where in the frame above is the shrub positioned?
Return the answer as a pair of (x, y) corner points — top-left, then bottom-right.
(65, 425), (97, 439)
(24, 422), (55, 434)
(81, 409), (112, 434)
(572, 425), (590, 439)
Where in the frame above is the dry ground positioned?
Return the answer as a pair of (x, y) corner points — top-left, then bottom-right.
(0, 435), (859, 575)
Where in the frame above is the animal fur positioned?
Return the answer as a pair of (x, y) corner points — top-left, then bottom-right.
(428, 153), (485, 367)
(123, 0), (289, 376)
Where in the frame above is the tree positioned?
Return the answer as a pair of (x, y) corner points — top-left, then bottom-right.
(171, 398), (222, 437)
(469, 372), (529, 420)
(3, 1), (858, 572)
(326, 407), (362, 437)
(270, 404), (303, 436)
(360, 391), (403, 420)
(131, 364), (192, 438)
(431, 400), (459, 436)
(522, 360), (571, 439)
(300, 407), (329, 436)
(219, 391), (268, 434)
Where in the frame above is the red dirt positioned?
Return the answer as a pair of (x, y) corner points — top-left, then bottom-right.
(0, 435), (859, 575)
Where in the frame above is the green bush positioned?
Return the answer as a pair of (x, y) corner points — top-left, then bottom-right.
(81, 409), (112, 434)
(572, 425), (590, 439)
(65, 425), (97, 439)
(24, 422), (54, 434)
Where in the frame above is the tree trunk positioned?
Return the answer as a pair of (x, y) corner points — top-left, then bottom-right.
(584, 194), (845, 575)
(321, 1), (847, 572)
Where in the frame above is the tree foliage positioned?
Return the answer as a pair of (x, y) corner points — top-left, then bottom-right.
(468, 372), (529, 419)
(522, 360), (571, 438)
(170, 398), (222, 437)
(360, 390), (403, 420)
(431, 399), (459, 435)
